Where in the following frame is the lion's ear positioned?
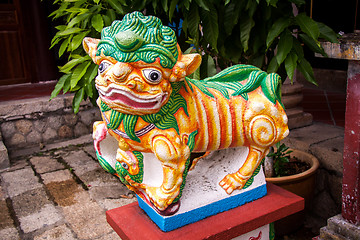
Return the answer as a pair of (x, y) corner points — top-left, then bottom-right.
(83, 37), (100, 62)
(179, 53), (202, 76)
(169, 45), (202, 82)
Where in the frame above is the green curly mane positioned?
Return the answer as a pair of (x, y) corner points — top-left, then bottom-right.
(96, 11), (178, 69)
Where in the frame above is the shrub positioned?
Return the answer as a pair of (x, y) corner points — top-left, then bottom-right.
(48, 0), (338, 112)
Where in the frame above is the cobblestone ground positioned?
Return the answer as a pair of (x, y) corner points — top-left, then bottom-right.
(0, 143), (136, 240)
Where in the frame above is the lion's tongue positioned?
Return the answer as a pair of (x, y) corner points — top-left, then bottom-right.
(104, 91), (158, 109)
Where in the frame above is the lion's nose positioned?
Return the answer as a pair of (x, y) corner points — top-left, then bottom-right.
(127, 79), (145, 91)
(127, 80), (136, 89)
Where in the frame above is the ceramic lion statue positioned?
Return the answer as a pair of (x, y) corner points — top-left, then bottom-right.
(83, 11), (289, 215)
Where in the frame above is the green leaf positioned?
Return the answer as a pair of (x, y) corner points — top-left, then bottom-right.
(276, 30), (293, 65)
(292, 38), (304, 58)
(240, 16), (255, 52)
(63, 73), (72, 94)
(87, 64), (98, 84)
(195, 0), (210, 11)
(297, 58), (317, 85)
(207, 55), (217, 77)
(193, 67), (200, 80)
(50, 74), (70, 100)
(266, 0), (278, 7)
(169, 0), (179, 21)
(50, 37), (61, 49)
(184, 47), (195, 54)
(91, 14), (104, 32)
(187, 4), (200, 42)
(84, 82), (93, 98)
(267, 56), (279, 73)
(70, 31), (90, 51)
(106, 0), (125, 15)
(70, 61), (91, 89)
(57, 27), (83, 36)
(55, 25), (67, 31)
(266, 18), (291, 47)
(183, 0), (191, 10)
(73, 88), (85, 113)
(59, 37), (71, 57)
(317, 22), (339, 43)
(59, 56), (89, 73)
(67, 13), (90, 28)
(161, 0), (169, 12)
(246, 0), (257, 18)
(107, 9), (116, 22)
(295, 13), (320, 40)
(200, 6), (219, 52)
(223, 2), (237, 35)
(284, 51), (298, 81)
(299, 33), (327, 57)
(49, 3), (69, 19)
(102, 15), (111, 27)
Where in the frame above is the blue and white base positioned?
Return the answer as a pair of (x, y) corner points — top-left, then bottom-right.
(138, 147), (267, 232)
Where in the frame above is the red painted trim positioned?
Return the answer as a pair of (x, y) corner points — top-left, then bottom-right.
(106, 183), (304, 240)
(342, 61), (360, 224)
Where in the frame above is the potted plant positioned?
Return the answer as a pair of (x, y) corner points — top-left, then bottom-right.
(264, 142), (320, 235)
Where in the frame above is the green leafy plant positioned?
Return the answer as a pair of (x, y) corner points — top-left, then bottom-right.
(267, 142), (293, 177)
(48, 0), (338, 113)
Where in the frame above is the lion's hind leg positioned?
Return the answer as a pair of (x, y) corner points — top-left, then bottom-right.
(219, 146), (266, 194)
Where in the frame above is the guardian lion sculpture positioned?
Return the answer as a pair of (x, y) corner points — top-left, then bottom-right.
(83, 11), (289, 215)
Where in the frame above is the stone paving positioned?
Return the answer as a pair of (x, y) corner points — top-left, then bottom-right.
(0, 122), (345, 239)
(0, 142), (136, 240)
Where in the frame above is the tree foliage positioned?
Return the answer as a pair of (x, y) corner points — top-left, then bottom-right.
(48, 0), (338, 113)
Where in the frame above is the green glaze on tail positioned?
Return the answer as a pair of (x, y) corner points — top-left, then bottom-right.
(185, 64), (283, 106)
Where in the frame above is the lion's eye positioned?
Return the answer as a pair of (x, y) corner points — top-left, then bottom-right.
(98, 61), (111, 74)
(142, 69), (162, 84)
(121, 162), (129, 170)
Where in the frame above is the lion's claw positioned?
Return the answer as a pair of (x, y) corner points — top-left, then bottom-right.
(145, 186), (179, 211)
(219, 173), (247, 194)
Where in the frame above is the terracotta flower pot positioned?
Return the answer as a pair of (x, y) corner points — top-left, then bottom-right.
(266, 149), (320, 235)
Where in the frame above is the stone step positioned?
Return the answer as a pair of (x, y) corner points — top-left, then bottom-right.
(319, 226), (347, 240)
(282, 93), (303, 109)
(287, 112), (313, 129)
(286, 107), (305, 118)
(326, 214), (360, 240)
(281, 83), (303, 96)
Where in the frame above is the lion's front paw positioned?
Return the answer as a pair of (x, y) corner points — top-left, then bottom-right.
(219, 173), (247, 194)
(145, 186), (178, 211)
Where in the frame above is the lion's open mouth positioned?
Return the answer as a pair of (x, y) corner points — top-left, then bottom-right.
(97, 84), (168, 110)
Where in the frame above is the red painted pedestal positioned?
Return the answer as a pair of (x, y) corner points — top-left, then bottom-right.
(106, 184), (304, 240)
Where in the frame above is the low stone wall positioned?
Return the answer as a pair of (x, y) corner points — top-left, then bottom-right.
(0, 95), (101, 158)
